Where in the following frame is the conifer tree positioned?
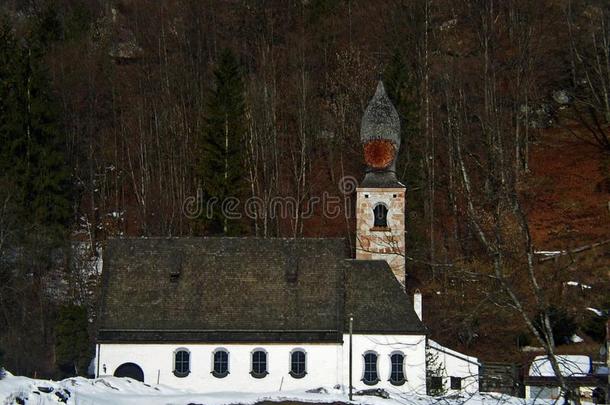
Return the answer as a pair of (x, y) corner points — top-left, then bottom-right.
(0, 13), (74, 376)
(55, 305), (90, 376)
(0, 16), (16, 170)
(426, 349), (447, 396)
(0, 18), (72, 239)
(198, 49), (246, 235)
(29, 1), (63, 47)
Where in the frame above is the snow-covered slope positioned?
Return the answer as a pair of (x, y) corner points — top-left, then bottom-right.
(0, 372), (544, 405)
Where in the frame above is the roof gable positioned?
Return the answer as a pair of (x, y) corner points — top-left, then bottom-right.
(344, 260), (426, 335)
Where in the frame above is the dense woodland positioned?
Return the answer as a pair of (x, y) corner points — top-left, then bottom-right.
(0, 0), (608, 382)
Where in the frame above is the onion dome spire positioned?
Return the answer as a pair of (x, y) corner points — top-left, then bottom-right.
(360, 81), (404, 187)
(360, 81), (401, 146)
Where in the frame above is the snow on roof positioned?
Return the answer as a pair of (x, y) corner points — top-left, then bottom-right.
(428, 339), (480, 365)
(528, 355), (591, 377)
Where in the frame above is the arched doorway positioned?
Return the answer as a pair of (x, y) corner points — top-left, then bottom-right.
(113, 362), (144, 382)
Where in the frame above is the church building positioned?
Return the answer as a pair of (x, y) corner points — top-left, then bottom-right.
(95, 82), (471, 394)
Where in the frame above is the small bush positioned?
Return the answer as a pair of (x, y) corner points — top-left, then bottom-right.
(55, 305), (90, 377)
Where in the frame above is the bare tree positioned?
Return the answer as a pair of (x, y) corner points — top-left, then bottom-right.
(440, 2), (583, 400)
(564, 0), (610, 152)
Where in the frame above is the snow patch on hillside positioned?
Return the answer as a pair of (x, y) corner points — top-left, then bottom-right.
(586, 307), (603, 316)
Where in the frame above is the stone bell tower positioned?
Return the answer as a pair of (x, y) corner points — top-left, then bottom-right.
(355, 81), (406, 286)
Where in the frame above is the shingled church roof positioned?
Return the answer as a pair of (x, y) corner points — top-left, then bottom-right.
(97, 237), (426, 343)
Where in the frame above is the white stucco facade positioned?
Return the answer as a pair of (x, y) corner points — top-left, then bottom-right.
(347, 334), (426, 394)
(96, 333), (426, 394)
(427, 339), (480, 394)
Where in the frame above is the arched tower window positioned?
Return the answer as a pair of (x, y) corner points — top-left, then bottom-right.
(373, 204), (388, 228)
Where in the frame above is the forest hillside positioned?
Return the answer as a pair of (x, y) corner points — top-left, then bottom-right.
(0, 0), (608, 378)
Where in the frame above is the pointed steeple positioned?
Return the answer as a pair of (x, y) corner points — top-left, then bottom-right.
(359, 81), (403, 187)
(360, 81), (401, 146)
(355, 81), (407, 285)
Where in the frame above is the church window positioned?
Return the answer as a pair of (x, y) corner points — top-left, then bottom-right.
(373, 204), (388, 228)
(389, 352), (406, 385)
(251, 349), (268, 378)
(289, 349), (306, 378)
(450, 376), (462, 390)
(362, 352), (379, 385)
(212, 349), (229, 378)
(430, 376), (443, 391)
(173, 348), (190, 377)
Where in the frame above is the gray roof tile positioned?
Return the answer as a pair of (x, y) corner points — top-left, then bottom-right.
(97, 237), (426, 343)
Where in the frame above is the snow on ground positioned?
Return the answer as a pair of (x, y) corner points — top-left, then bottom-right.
(0, 372), (548, 405)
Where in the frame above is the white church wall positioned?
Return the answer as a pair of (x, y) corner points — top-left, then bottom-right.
(344, 334), (427, 395)
(428, 339), (480, 394)
(97, 334), (426, 394)
(97, 342), (343, 392)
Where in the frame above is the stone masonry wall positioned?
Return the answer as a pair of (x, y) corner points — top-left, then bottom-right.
(355, 187), (406, 285)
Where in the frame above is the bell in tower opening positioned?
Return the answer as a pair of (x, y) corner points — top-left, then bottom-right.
(355, 81), (407, 287)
